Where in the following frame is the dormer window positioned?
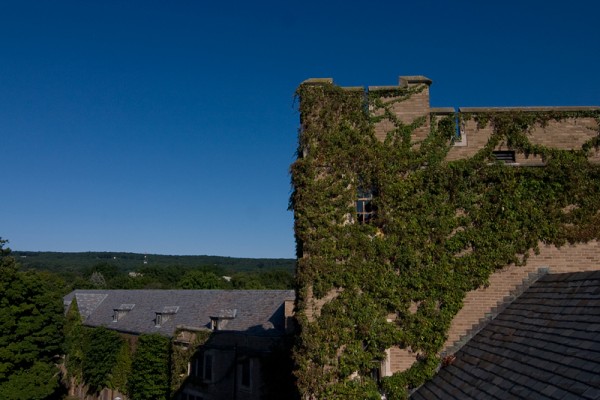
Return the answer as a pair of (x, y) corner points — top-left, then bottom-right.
(209, 309), (238, 331)
(155, 306), (179, 328)
(113, 304), (135, 322)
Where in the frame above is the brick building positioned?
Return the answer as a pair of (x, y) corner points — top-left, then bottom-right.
(291, 75), (600, 398)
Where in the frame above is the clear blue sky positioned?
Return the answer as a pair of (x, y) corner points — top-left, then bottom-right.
(2, 1), (599, 258)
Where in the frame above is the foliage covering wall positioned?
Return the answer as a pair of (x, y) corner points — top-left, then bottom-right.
(64, 313), (171, 400)
(290, 82), (600, 399)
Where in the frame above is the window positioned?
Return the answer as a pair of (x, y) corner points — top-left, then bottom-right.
(180, 393), (203, 400)
(492, 150), (516, 163)
(239, 358), (252, 391)
(369, 366), (381, 382)
(155, 306), (179, 328)
(113, 304), (134, 322)
(453, 117), (467, 146)
(191, 352), (213, 382)
(209, 309), (237, 331)
(190, 356), (201, 377)
(204, 353), (213, 381)
(356, 188), (376, 223)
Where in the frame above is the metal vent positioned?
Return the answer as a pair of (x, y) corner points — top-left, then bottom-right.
(493, 150), (516, 163)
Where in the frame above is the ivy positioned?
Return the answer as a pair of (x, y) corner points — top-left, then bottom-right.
(82, 327), (125, 393)
(111, 338), (132, 393)
(63, 298), (85, 389)
(127, 334), (171, 400)
(291, 82), (600, 399)
(170, 329), (210, 394)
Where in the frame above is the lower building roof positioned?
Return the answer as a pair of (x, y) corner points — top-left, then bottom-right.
(411, 270), (600, 400)
(64, 289), (295, 337)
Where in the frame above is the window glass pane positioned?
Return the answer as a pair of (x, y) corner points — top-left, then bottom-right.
(241, 359), (251, 387)
(204, 354), (213, 381)
(356, 201), (364, 213)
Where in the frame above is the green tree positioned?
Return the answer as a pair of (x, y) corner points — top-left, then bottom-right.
(0, 238), (65, 399)
(177, 269), (230, 289)
(128, 334), (170, 400)
(89, 271), (106, 287)
(231, 272), (265, 289)
(0, 361), (62, 400)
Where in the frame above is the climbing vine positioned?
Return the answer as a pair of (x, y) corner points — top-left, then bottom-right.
(82, 327), (127, 393)
(170, 329), (210, 393)
(290, 82), (600, 399)
(127, 334), (171, 400)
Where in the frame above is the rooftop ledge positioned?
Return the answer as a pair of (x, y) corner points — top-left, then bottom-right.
(429, 106), (600, 114)
(430, 107), (456, 114)
(301, 78), (333, 85)
(459, 106), (600, 112)
(302, 75), (433, 89)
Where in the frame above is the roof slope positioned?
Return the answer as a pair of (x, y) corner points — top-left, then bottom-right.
(411, 270), (600, 400)
(64, 289), (295, 337)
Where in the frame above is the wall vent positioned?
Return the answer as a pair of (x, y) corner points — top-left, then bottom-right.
(493, 150), (516, 163)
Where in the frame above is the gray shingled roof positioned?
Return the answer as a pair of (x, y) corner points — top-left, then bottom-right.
(411, 270), (600, 400)
(64, 289), (295, 337)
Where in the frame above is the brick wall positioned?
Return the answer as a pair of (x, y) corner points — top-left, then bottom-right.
(445, 108), (599, 163)
(385, 240), (600, 374)
(325, 76), (599, 160)
(370, 76), (432, 143)
(302, 75), (600, 376)
(383, 346), (418, 377)
(443, 240), (600, 353)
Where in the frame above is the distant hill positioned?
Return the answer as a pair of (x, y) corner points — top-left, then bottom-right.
(13, 251), (296, 274)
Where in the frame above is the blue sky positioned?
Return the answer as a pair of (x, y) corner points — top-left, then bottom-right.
(1, 1), (599, 258)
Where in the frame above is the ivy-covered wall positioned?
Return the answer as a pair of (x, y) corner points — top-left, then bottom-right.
(64, 303), (172, 400)
(290, 78), (600, 399)
(63, 311), (296, 400)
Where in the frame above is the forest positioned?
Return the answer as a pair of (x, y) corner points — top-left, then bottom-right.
(13, 250), (295, 293)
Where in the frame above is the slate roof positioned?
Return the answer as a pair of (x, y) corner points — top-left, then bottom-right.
(64, 289), (295, 337)
(411, 270), (600, 400)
